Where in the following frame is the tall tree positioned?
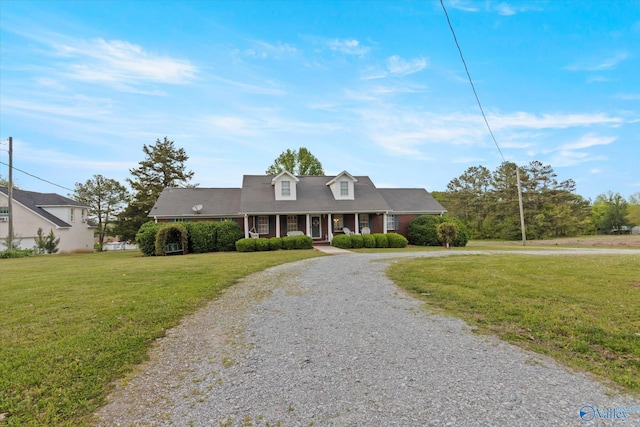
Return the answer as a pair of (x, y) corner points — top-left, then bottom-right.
(592, 191), (629, 233)
(266, 147), (324, 175)
(115, 137), (196, 242)
(73, 174), (129, 248)
(627, 192), (640, 227)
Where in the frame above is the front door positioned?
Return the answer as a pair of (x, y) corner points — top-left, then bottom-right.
(311, 215), (321, 239)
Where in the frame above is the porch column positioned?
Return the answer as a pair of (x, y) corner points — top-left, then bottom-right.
(328, 213), (333, 242)
(306, 214), (311, 236)
(383, 213), (388, 234)
(244, 214), (249, 238)
(354, 213), (359, 234)
(275, 214), (281, 238)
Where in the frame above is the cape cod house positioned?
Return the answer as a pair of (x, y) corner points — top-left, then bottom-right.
(0, 187), (95, 252)
(149, 171), (446, 242)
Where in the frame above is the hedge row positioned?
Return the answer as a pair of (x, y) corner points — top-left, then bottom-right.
(407, 216), (470, 247)
(135, 221), (245, 256)
(235, 235), (314, 252)
(331, 233), (408, 249)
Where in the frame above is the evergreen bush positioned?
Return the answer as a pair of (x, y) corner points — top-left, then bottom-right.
(281, 236), (295, 250)
(235, 238), (256, 252)
(408, 216), (470, 247)
(362, 234), (376, 248)
(255, 238), (271, 251)
(387, 233), (408, 248)
(186, 222), (218, 254)
(331, 234), (352, 249)
(269, 237), (282, 251)
(373, 233), (389, 248)
(215, 221), (244, 251)
(135, 221), (163, 256)
(351, 234), (364, 249)
(293, 235), (313, 249)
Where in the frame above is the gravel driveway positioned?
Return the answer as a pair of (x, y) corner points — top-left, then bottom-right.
(95, 250), (639, 426)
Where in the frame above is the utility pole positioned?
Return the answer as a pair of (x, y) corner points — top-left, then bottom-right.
(8, 136), (14, 250)
(516, 165), (526, 246)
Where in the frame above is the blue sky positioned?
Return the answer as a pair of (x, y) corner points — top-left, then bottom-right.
(1, 0), (638, 201)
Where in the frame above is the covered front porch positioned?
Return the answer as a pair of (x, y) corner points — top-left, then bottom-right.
(242, 212), (395, 242)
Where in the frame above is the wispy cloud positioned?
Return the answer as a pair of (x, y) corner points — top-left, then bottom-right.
(565, 52), (629, 71)
(243, 40), (298, 59)
(557, 133), (617, 150)
(487, 112), (624, 130)
(362, 55), (427, 80)
(547, 133), (615, 167)
(448, 0), (479, 12)
(327, 38), (370, 56)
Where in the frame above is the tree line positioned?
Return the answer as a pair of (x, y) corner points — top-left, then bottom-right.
(70, 140), (638, 247)
(433, 161), (639, 240)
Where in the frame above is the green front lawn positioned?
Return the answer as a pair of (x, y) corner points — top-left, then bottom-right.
(0, 250), (321, 426)
(388, 254), (640, 393)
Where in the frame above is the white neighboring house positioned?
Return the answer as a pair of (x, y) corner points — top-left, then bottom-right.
(0, 187), (95, 253)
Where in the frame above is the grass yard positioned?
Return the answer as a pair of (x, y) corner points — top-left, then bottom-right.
(388, 253), (640, 393)
(0, 249), (321, 426)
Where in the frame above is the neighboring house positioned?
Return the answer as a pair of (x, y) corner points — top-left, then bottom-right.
(149, 171), (446, 242)
(0, 187), (95, 252)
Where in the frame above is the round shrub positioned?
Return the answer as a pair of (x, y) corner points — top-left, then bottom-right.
(351, 234), (364, 249)
(281, 236), (295, 250)
(331, 234), (352, 249)
(387, 233), (408, 248)
(362, 234), (376, 248)
(186, 221), (218, 254)
(235, 238), (256, 252)
(216, 221), (244, 251)
(269, 237), (282, 251)
(135, 221), (163, 256)
(293, 235), (313, 249)
(255, 238), (271, 251)
(408, 216), (469, 247)
(373, 233), (389, 248)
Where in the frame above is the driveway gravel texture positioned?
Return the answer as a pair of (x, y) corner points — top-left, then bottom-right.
(95, 249), (640, 427)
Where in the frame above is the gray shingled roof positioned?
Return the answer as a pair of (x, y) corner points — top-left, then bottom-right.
(148, 175), (446, 218)
(0, 186), (87, 228)
(378, 188), (446, 214)
(150, 187), (242, 218)
(239, 175), (392, 214)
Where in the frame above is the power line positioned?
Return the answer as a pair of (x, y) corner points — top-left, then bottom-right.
(440, 0), (506, 163)
(0, 160), (75, 192)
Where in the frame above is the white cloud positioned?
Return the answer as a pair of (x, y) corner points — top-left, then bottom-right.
(54, 38), (198, 87)
(487, 112), (624, 130)
(558, 133), (617, 150)
(565, 53), (629, 71)
(327, 38), (370, 56)
(448, 0), (479, 12)
(386, 55), (428, 76)
(244, 40), (298, 59)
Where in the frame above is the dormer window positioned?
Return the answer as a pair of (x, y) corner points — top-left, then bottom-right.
(272, 171), (299, 201)
(282, 180), (291, 197)
(340, 181), (349, 196)
(326, 171), (357, 201)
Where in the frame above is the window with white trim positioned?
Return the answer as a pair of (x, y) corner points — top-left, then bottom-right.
(332, 214), (344, 231)
(386, 214), (396, 231)
(340, 181), (349, 196)
(257, 216), (269, 234)
(281, 180), (291, 197)
(0, 206), (8, 218)
(359, 215), (369, 230)
(70, 208), (75, 222)
(81, 209), (87, 222)
(287, 215), (298, 232)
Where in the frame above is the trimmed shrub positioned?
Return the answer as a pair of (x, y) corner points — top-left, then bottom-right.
(293, 235), (313, 249)
(0, 248), (37, 259)
(216, 221), (244, 251)
(185, 222), (218, 254)
(255, 238), (271, 251)
(373, 233), (389, 248)
(235, 238), (256, 252)
(387, 233), (408, 248)
(408, 215), (470, 247)
(362, 234), (376, 248)
(269, 237), (282, 251)
(331, 234), (352, 249)
(281, 236), (295, 250)
(155, 223), (188, 256)
(135, 221), (163, 256)
(351, 234), (364, 249)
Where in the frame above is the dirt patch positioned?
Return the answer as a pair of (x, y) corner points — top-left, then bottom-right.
(528, 235), (640, 248)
